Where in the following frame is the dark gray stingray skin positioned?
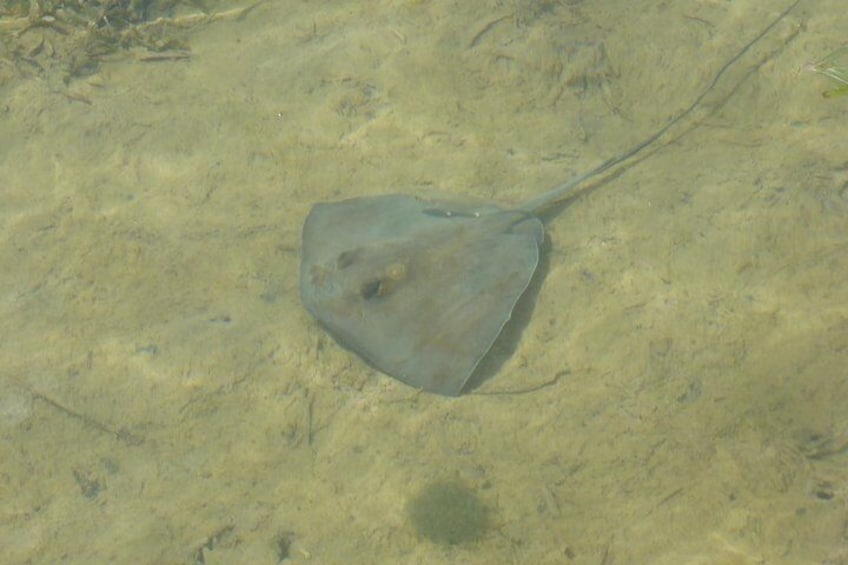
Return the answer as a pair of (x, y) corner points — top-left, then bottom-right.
(300, 195), (542, 396)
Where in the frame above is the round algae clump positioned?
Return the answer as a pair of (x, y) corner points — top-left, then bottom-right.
(408, 480), (490, 545)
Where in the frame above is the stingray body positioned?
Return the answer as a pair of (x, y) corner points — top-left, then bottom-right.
(299, 2), (799, 396)
(301, 195), (544, 395)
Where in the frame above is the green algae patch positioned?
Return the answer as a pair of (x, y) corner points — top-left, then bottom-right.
(408, 480), (490, 546)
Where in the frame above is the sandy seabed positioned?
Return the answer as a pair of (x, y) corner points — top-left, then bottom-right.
(1, 1), (846, 563)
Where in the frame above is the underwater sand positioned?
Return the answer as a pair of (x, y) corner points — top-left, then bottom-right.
(0, 0), (846, 563)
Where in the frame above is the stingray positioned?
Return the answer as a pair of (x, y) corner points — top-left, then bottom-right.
(299, 3), (798, 396)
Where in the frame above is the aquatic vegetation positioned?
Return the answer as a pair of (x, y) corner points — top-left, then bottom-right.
(0, 1), (261, 84)
(805, 46), (848, 98)
(408, 480), (490, 545)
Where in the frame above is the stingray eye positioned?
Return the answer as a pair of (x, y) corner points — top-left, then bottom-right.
(337, 250), (358, 269)
(361, 279), (383, 300)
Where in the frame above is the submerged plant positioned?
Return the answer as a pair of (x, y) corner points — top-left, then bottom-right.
(0, 1), (261, 85)
(805, 46), (848, 98)
(408, 480), (490, 545)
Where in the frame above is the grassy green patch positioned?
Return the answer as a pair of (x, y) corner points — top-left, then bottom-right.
(408, 480), (491, 546)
